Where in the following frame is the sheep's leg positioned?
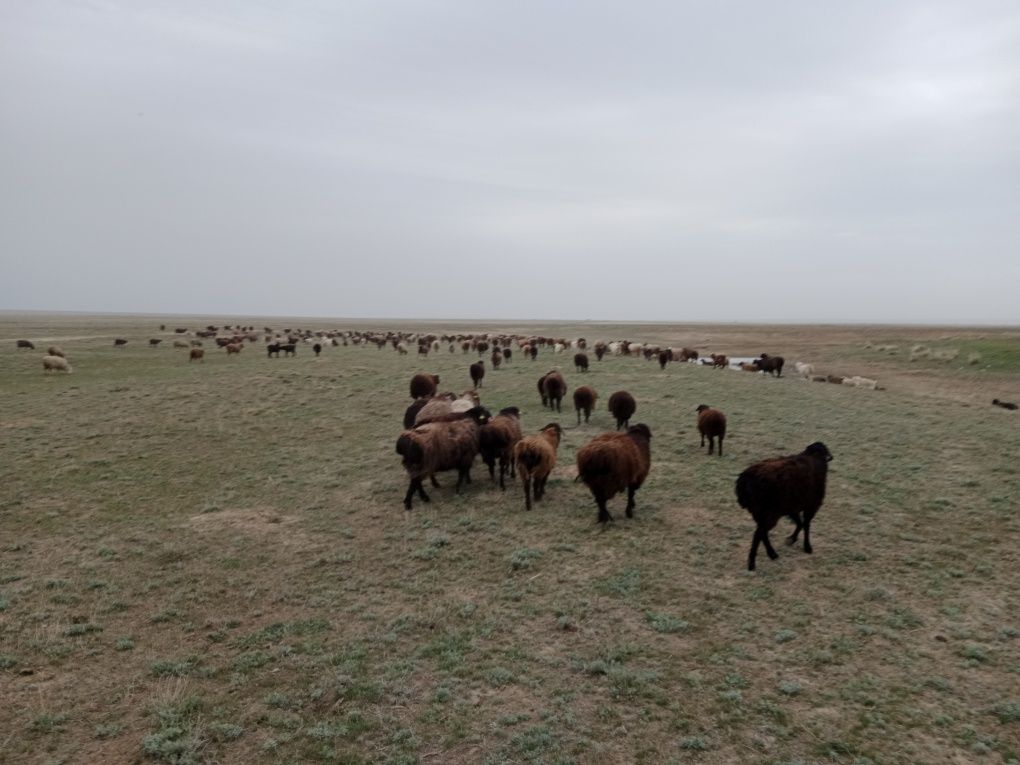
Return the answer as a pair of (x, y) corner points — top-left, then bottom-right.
(718, 436), (723, 457)
(498, 458), (507, 490)
(486, 460), (496, 483)
(787, 516), (802, 545)
(577, 410), (581, 425)
(595, 491), (613, 524)
(762, 530), (779, 560)
(708, 436), (714, 455)
(417, 481), (430, 503)
(523, 477), (533, 511)
(802, 517), (813, 554)
(430, 475), (440, 488)
(625, 486), (636, 518)
(700, 433), (705, 447)
(405, 478), (428, 510)
(748, 530), (761, 570)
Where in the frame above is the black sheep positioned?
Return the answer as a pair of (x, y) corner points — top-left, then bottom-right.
(735, 442), (833, 571)
(574, 353), (589, 372)
(541, 371), (567, 412)
(608, 390), (636, 430)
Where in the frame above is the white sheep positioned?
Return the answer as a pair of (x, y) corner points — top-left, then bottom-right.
(795, 361), (814, 379)
(42, 355), (72, 373)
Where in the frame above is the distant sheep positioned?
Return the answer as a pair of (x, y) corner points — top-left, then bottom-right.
(173, 340), (189, 349)
(677, 347), (699, 362)
(149, 338), (162, 347)
(594, 342), (607, 361)
(225, 343), (243, 355)
(114, 338), (127, 347)
(696, 405), (727, 456)
(410, 373), (440, 399)
(658, 350), (670, 370)
(574, 353), (589, 372)
(795, 361), (814, 379)
(189, 348), (204, 362)
(396, 406), (492, 510)
(46, 346), (65, 358)
(42, 355), (71, 373)
(512, 423), (563, 511)
(491, 349), (503, 369)
(738, 362), (759, 372)
(710, 353), (727, 368)
(736, 442), (833, 571)
(479, 406), (523, 489)
(281, 343), (297, 357)
(573, 385), (598, 424)
(993, 398), (1018, 411)
(17, 340), (35, 350)
(576, 424), (652, 524)
(313, 343), (322, 357)
(608, 390), (636, 430)
(540, 371), (567, 412)
(470, 360), (486, 389)
(754, 354), (784, 377)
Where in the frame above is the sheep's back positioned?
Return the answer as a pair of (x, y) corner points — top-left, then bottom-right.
(513, 436), (556, 479)
(577, 434), (645, 493)
(736, 455), (827, 519)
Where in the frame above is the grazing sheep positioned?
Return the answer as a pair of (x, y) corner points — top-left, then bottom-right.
(414, 391), (478, 425)
(541, 371), (567, 412)
(17, 340), (36, 350)
(396, 405), (492, 510)
(574, 353), (589, 372)
(738, 362), (759, 373)
(754, 354), (784, 377)
(479, 406), (523, 489)
(696, 405), (727, 456)
(267, 343), (281, 358)
(826, 374), (844, 384)
(736, 442), (833, 571)
(225, 343), (243, 355)
(677, 347), (699, 362)
(843, 375), (878, 390)
(149, 338), (162, 347)
(491, 349), (503, 369)
(810, 374), (827, 383)
(993, 398), (1018, 411)
(173, 340), (189, 349)
(607, 390), (636, 430)
(42, 355), (72, 373)
(470, 360), (486, 388)
(576, 424), (652, 524)
(190, 339), (203, 347)
(313, 343), (322, 356)
(710, 353), (727, 369)
(410, 373), (440, 399)
(114, 338), (127, 347)
(795, 361), (814, 379)
(46, 346), (65, 357)
(189, 348), (205, 362)
(512, 423), (562, 511)
(573, 385), (598, 424)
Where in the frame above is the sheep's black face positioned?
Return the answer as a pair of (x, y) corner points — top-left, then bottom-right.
(695, 404), (709, 413)
(805, 442), (833, 462)
(629, 424), (652, 440)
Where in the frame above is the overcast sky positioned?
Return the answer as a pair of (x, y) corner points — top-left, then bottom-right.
(1, 1), (1018, 323)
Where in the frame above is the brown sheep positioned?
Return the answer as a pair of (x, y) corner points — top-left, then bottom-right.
(512, 423), (563, 511)
(470, 360), (486, 388)
(479, 406), (523, 489)
(189, 348), (204, 362)
(396, 406), (492, 510)
(594, 342), (607, 361)
(573, 386), (598, 424)
(710, 353), (728, 368)
(736, 442), (833, 571)
(47, 346), (65, 358)
(607, 390), (636, 430)
(491, 349), (503, 369)
(738, 362), (759, 372)
(658, 350), (670, 370)
(576, 424), (652, 524)
(541, 371), (567, 412)
(410, 373), (440, 399)
(695, 404), (727, 456)
(225, 343), (243, 355)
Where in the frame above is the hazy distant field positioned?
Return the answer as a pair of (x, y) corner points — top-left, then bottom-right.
(2, 314), (1019, 765)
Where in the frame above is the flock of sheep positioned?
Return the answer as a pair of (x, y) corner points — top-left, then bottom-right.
(385, 331), (836, 572)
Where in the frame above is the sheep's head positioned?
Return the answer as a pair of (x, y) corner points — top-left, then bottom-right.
(695, 404), (710, 413)
(498, 406), (521, 418)
(804, 442), (833, 462)
(466, 406), (492, 425)
(628, 424), (652, 441)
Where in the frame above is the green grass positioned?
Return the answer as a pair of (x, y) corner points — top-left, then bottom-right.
(1, 314), (1019, 763)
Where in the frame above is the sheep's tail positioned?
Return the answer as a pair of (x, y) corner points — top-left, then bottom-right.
(396, 433), (423, 469)
(516, 447), (543, 473)
(734, 469), (753, 509)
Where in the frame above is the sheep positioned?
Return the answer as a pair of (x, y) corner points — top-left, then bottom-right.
(528, 345), (538, 361)
(281, 343), (297, 357)
(414, 391), (478, 425)
(225, 343), (243, 355)
(843, 375), (879, 390)
(696, 405), (727, 456)
(677, 347), (699, 362)
(795, 361), (814, 379)
(313, 343), (322, 357)
(16, 340), (35, 350)
(753, 353), (784, 377)
(810, 374), (827, 383)
(479, 406), (523, 489)
(396, 405), (492, 510)
(42, 355), (72, 373)
(710, 353), (728, 368)
(114, 338), (127, 347)
(189, 348), (205, 362)
(541, 371), (567, 412)
(503, 347), (512, 364)
(410, 373), (440, 399)
(574, 353), (589, 372)
(267, 343), (281, 358)
(993, 398), (1019, 411)
(404, 393), (451, 428)
(573, 385), (598, 424)
(190, 339), (203, 347)
(594, 342), (607, 361)
(512, 423), (562, 511)
(735, 442), (833, 571)
(576, 424), (652, 524)
(826, 374), (844, 384)
(149, 338), (162, 347)
(491, 349), (503, 369)
(657, 350), (670, 370)
(173, 340), (189, 349)
(470, 360), (486, 388)
(738, 362), (759, 372)
(607, 390), (636, 430)
(44, 346), (65, 358)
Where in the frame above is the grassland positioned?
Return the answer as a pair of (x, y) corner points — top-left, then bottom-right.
(1, 313), (1019, 764)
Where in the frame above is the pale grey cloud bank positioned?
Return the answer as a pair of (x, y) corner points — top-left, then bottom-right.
(2, 1), (1018, 323)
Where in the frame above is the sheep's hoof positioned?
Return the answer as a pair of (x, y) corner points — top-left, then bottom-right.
(767, 549), (779, 560)
(785, 535), (798, 546)
(625, 507), (634, 519)
(803, 543), (812, 554)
